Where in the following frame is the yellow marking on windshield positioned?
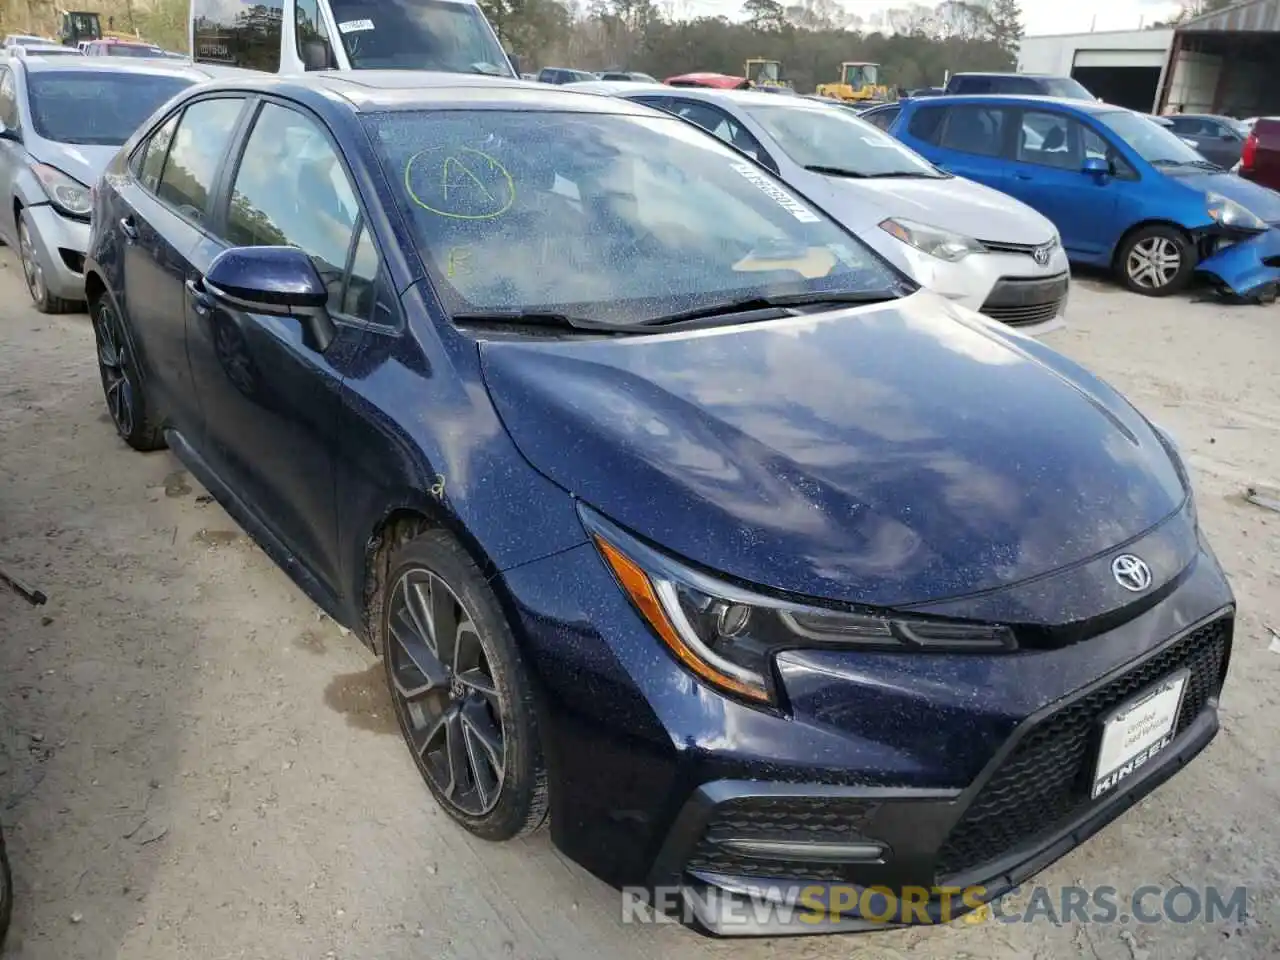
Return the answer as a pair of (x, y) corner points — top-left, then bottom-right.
(446, 247), (473, 278)
(405, 147), (515, 220)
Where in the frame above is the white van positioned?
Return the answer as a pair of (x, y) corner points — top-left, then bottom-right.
(189, 0), (518, 77)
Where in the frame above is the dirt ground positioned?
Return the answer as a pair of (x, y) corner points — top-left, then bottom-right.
(1, 249), (1277, 960)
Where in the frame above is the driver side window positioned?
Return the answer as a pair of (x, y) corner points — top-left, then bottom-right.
(224, 102), (374, 321)
(669, 99), (768, 164)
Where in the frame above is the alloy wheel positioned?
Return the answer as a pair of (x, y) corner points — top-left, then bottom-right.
(94, 302), (136, 438)
(19, 219), (45, 305)
(387, 569), (506, 816)
(1126, 236), (1182, 290)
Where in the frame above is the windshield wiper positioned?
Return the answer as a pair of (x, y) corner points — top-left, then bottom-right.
(638, 290), (902, 328)
(1151, 158), (1222, 171)
(858, 171), (941, 179)
(451, 311), (638, 334)
(803, 164), (870, 178)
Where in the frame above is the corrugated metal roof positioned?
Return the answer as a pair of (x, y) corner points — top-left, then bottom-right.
(1179, 0), (1280, 32)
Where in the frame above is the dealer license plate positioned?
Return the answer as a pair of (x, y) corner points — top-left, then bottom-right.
(1091, 669), (1189, 800)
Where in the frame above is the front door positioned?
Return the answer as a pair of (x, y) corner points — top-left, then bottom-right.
(184, 99), (374, 592)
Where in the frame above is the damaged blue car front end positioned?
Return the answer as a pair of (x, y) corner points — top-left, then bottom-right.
(1196, 219), (1280, 300)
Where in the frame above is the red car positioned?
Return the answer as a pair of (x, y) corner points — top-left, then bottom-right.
(1239, 118), (1280, 192)
(664, 71), (749, 89)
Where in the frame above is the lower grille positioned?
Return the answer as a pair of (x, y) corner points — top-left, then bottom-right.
(936, 616), (1231, 880)
(980, 272), (1069, 328)
(981, 300), (1063, 327)
(685, 795), (878, 882)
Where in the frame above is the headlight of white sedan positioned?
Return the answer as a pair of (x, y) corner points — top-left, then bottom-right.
(880, 217), (986, 262)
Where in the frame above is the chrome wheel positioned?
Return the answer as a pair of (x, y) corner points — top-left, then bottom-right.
(387, 569), (506, 816)
(94, 302), (135, 438)
(19, 218), (45, 305)
(1126, 236), (1183, 290)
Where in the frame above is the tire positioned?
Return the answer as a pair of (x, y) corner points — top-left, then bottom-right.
(89, 291), (166, 452)
(0, 825), (12, 951)
(381, 530), (548, 841)
(1115, 224), (1195, 297)
(18, 210), (80, 314)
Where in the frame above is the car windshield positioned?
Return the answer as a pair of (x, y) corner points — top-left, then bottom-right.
(366, 109), (905, 325)
(26, 71), (192, 144)
(104, 44), (162, 57)
(1098, 110), (1206, 166)
(1040, 76), (1095, 100)
(744, 102), (942, 178)
(328, 0), (509, 75)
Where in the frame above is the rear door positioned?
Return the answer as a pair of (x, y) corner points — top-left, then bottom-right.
(183, 99), (374, 590)
(925, 102), (1013, 189)
(115, 95), (250, 435)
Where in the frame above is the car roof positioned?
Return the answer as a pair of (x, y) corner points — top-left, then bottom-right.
(905, 93), (1121, 115)
(17, 55), (252, 81)
(176, 71), (663, 116)
(570, 82), (840, 111)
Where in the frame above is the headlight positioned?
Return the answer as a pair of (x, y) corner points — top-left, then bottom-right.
(880, 217), (986, 262)
(31, 163), (91, 219)
(582, 507), (1015, 705)
(1206, 192), (1266, 233)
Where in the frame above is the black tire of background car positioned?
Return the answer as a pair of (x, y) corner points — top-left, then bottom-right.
(19, 210), (80, 315)
(0, 823), (12, 950)
(382, 530), (550, 841)
(89, 292), (167, 452)
(1115, 223), (1196, 297)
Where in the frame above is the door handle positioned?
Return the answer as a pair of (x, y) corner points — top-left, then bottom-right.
(185, 277), (214, 318)
(119, 216), (138, 241)
(1013, 172), (1033, 180)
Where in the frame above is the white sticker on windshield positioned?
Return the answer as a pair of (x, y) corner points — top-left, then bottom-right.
(730, 161), (820, 223)
(338, 18), (375, 33)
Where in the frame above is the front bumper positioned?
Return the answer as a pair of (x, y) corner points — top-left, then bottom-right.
(501, 522), (1233, 935)
(24, 202), (89, 301)
(1196, 225), (1280, 299)
(893, 242), (1070, 335)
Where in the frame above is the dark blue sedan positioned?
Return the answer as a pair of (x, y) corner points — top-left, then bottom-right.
(85, 72), (1234, 935)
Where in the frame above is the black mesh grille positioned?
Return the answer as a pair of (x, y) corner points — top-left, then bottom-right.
(685, 795), (878, 882)
(981, 300), (1063, 327)
(936, 617), (1231, 879)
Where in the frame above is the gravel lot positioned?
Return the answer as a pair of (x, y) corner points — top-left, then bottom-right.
(1, 249), (1278, 959)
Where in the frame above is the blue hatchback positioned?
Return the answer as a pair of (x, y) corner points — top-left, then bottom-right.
(890, 95), (1280, 297)
(85, 73), (1234, 935)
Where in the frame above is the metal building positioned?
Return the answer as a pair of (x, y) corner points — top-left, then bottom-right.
(1158, 0), (1280, 117)
(1017, 29), (1175, 112)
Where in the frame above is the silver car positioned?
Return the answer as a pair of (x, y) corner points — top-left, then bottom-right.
(0, 57), (236, 311)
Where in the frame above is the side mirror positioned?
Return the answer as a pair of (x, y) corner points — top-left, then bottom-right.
(1082, 156), (1110, 178)
(204, 246), (336, 352)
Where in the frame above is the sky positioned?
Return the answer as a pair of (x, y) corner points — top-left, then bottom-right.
(676, 0), (1188, 36)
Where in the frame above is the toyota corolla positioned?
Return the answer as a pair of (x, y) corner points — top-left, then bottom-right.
(84, 73), (1233, 936)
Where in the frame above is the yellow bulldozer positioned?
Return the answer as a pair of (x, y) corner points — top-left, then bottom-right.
(815, 62), (893, 102)
(745, 59), (791, 90)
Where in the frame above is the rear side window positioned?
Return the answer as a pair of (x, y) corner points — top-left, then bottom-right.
(137, 112), (180, 191)
(191, 0), (283, 71)
(864, 105), (899, 131)
(906, 105), (944, 143)
(156, 97), (245, 223)
(938, 105), (1007, 157)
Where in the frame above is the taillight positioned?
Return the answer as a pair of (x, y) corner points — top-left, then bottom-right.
(1241, 130), (1258, 173)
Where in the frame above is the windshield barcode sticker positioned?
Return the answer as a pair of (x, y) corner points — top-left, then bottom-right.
(730, 162), (819, 223)
(338, 18), (375, 33)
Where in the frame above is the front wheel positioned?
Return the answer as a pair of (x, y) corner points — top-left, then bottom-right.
(381, 530), (549, 841)
(18, 211), (78, 314)
(1116, 225), (1195, 297)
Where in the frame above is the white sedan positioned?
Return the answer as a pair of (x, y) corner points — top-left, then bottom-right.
(568, 81), (1070, 335)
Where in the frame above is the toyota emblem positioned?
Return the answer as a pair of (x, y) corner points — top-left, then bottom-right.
(1033, 245), (1051, 267)
(1111, 555), (1153, 592)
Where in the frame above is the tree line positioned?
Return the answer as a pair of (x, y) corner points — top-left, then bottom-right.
(484, 0), (1025, 93)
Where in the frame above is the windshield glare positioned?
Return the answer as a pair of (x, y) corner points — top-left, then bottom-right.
(1099, 110), (1205, 165)
(367, 110), (903, 325)
(329, 0), (509, 74)
(27, 72), (192, 144)
(746, 102), (940, 177)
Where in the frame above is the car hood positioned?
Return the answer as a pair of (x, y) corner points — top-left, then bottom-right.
(31, 141), (118, 189)
(479, 292), (1186, 608)
(815, 174), (1057, 246)
(1169, 168), (1280, 222)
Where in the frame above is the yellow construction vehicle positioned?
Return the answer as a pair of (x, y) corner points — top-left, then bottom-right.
(745, 59), (790, 89)
(56, 10), (144, 47)
(815, 62), (892, 102)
